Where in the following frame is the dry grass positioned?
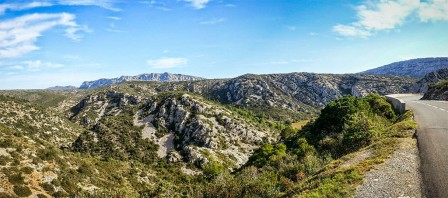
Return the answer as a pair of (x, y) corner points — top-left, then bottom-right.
(291, 120), (311, 130)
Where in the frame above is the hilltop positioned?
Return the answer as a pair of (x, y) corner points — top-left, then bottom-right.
(361, 57), (448, 78)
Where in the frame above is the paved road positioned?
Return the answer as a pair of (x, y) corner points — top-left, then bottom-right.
(396, 95), (448, 198)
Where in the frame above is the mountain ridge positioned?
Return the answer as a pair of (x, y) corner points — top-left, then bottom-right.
(360, 57), (448, 77)
(79, 72), (205, 89)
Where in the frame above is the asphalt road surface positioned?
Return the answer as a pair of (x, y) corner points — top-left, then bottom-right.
(397, 94), (448, 198)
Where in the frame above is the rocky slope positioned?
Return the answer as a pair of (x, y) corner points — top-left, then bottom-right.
(361, 57), (448, 77)
(79, 72), (205, 89)
(0, 71), (421, 197)
(0, 95), (84, 147)
(413, 68), (448, 93)
(69, 90), (277, 168)
(104, 73), (416, 113)
(422, 80), (448, 100)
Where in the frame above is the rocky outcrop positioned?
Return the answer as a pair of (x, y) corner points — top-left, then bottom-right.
(139, 93), (274, 167)
(79, 72), (205, 89)
(203, 73), (416, 108)
(413, 68), (448, 93)
(69, 90), (276, 169)
(361, 57), (448, 77)
(422, 80), (448, 100)
(70, 90), (142, 126)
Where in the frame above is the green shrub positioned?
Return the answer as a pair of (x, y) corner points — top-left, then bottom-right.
(41, 182), (55, 193)
(203, 161), (225, 179)
(0, 156), (10, 166)
(21, 167), (34, 174)
(0, 138), (14, 148)
(8, 173), (24, 185)
(37, 194), (48, 198)
(13, 185), (32, 197)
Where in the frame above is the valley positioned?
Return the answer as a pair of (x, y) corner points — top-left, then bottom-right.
(0, 66), (434, 197)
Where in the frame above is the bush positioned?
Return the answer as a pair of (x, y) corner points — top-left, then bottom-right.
(41, 182), (55, 193)
(13, 185), (32, 197)
(21, 167), (34, 174)
(203, 161), (225, 179)
(8, 173), (24, 185)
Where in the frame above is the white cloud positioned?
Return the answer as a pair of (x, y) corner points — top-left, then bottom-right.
(333, 24), (371, 38)
(0, 0), (119, 15)
(419, 0), (448, 22)
(334, 0), (448, 38)
(107, 16), (121, 20)
(147, 57), (188, 69)
(8, 65), (24, 70)
(199, 18), (226, 25)
(356, 0), (419, 31)
(182, 0), (210, 9)
(56, 0), (120, 11)
(0, 2), (53, 15)
(0, 13), (89, 58)
(23, 60), (63, 72)
(1, 60), (64, 72)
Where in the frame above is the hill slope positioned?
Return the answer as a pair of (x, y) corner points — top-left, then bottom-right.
(413, 68), (448, 93)
(79, 72), (205, 89)
(360, 57), (448, 77)
(422, 80), (448, 100)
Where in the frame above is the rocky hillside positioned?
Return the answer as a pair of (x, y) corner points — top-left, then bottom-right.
(422, 80), (448, 100)
(0, 73), (419, 197)
(0, 95), (84, 147)
(413, 68), (448, 93)
(361, 57), (448, 77)
(69, 90), (278, 169)
(79, 72), (205, 89)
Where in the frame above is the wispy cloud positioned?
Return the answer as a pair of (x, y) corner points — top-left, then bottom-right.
(199, 18), (226, 25)
(0, 1), (53, 15)
(0, 0), (120, 15)
(140, 1), (173, 11)
(106, 22), (125, 33)
(147, 57), (188, 69)
(333, 24), (371, 38)
(419, 0), (448, 22)
(182, 0), (210, 9)
(2, 60), (64, 72)
(333, 0), (448, 38)
(107, 16), (121, 20)
(57, 0), (120, 11)
(0, 13), (89, 58)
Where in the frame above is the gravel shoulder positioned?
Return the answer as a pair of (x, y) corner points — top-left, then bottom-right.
(354, 138), (423, 198)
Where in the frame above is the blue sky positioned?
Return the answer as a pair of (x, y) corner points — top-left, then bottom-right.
(1, 0), (448, 89)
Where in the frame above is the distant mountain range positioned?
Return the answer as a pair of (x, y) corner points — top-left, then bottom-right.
(79, 72), (205, 89)
(360, 57), (448, 78)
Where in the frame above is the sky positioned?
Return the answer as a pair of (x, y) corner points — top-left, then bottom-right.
(0, 0), (448, 89)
